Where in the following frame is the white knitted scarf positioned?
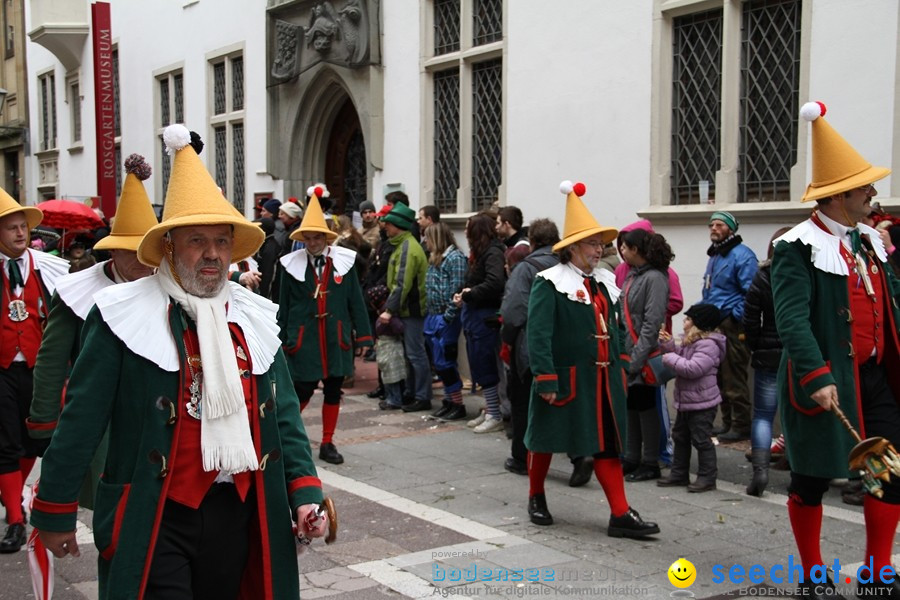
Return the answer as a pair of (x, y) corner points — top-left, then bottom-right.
(157, 259), (259, 474)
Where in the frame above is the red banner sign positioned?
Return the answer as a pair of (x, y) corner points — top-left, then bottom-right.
(91, 2), (116, 217)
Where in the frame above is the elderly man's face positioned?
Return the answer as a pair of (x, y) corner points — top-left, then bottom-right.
(110, 249), (153, 282)
(168, 225), (233, 297)
(0, 213), (29, 256)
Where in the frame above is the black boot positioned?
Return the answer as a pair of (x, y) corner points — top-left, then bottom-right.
(745, 448), (770, 497)
(607, 507), (659, 538)
(658, 442), (691, 487)
(688, 445), (717, 492)
(528, 493), (553, 526)
(366, 385), (385, 399)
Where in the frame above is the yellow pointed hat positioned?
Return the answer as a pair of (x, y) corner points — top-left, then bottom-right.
(0, 186), (42, 230)
(800, 101), (891, 202)
(137, 124), (263, 267)
(94, 154), (158, 252)
(291, 183), (337, 242)
(552, 180), (618, 252)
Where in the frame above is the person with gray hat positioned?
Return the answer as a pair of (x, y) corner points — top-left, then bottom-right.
(701, 210), (758, 441)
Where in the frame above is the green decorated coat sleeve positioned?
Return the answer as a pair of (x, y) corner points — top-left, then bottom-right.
(31, 308), (121, 532)
(526, 277), (559, 395)
(29, 293), (82, 438)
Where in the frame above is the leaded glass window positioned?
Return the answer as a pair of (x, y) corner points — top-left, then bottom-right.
(434, 0), (460, 55)
(214, 126), (227, 194)
(213, 62), (226, 115)
(39, 73), (56, 151)
(472, 59), (502, 211)
(174, 74), (184, 124)
(671, 9), (722, 205)
(160, 78), (170, 127)
(232, 56), (244, 112)
(739, 0), (801, 203)
(434, 68), (460, 213)
(473, 0), (502, 46)
(232, 123), (244, 212)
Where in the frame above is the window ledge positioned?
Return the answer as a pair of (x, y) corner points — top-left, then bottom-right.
(67, 143), (83, 154)
(637, 201), (821, 226)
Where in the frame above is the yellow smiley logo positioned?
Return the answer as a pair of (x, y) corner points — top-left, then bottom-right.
(668, 558), (696, 588)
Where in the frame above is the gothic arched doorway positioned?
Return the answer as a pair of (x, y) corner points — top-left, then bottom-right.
(325, 99), (366, 215)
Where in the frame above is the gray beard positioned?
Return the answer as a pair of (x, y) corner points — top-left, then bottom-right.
(175, 256), (227, 298)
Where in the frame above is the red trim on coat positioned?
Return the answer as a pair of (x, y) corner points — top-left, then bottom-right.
(799, 365), (831, 388)
(283, 325), (304, 356)
(100, 484), (131, 561)
(316, 261), (332, 375)
(31, 497), (78, 514)
(787, 359), (826, 417)
(288, 476), (323, 495)
(355, 335), (373, 344)
(25, 418), (56, 431)
(535, 374), (557, 382)
(548, 367), (577, 406)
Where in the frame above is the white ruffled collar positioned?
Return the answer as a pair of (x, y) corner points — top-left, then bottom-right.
(55, 260), (116, 319)
(93, 274), (282, 374)
(536, 262), (621, 305)
(279, 244), (356, 282)
(775, 216), (888, 276)
(28, 249), (70, 295)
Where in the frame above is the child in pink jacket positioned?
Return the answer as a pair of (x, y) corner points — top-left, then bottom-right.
(656, 303), (726, 492)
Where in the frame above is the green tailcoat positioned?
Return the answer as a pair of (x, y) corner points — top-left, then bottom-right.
(31, 306), (323, 600)
(278, 256), (372, 382)
(524, 267), (629, 456)
(772, 227), (900, 479)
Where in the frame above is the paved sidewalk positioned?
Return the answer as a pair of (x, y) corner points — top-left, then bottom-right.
(1, 359), (890, 599)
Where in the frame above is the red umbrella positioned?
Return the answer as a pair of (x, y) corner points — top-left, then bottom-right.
(36, 200), (105, 231)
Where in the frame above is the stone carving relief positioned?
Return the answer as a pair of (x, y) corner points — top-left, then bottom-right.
(270, 0), (372, 82)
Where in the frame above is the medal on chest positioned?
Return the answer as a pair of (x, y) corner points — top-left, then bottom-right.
(7, 299), (28, 322)
(186, 355), (203, 420)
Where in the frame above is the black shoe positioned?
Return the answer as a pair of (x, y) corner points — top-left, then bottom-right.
(505, 457), (527, 475)
(657, 474), (689, 487)
(430, 403), (452, 419)
(625, 465), (661, 482)
(319, 443), (344, 465)
(439, 404), (467, 421)
(0, 522), (26, 553)
(363, 348), (376, 361)
(607, 508), (659, 539)
(528, 493), (553, 526)
(378, 400), (402, 410)
(621, 459), (639, 475)
(842, 480), (865, 506)
(717, 429), (750, 442)
(402, 400), (432, 413)
(687, 479), (716, 493)
(569, 457), (593, 488)
(366, 386), (385, 399)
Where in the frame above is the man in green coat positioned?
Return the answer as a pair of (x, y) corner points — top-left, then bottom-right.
(772, 102), (900, 598)
(31, 124), (327, 600)
(524, 180), (659, 539)
(378, 202), (430, 411)
(27, 154), (157, 510)
(278, 184), (372, 466)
